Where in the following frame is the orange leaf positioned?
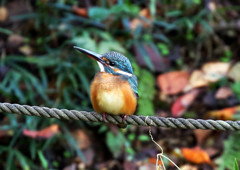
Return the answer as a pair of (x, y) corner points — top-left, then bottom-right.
(23, 124), (59, 139)
(207, 106), (240, 120)
(181, 147), (211, 164)
(0, 6), (8, 22)
(194, 129), (212, 145)
(71, 130), (91, 149)
(158, 71), (189, 95)
(130, 8), (152, 30)
(148, 158), (163, 166)
(72, 6), (88, 17)
(171, 90), (199, 117)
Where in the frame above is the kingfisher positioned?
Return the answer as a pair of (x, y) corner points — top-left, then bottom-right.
(74, 46), (138, 125)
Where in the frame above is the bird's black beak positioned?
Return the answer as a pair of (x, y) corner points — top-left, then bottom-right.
(73, 46), (106, 66)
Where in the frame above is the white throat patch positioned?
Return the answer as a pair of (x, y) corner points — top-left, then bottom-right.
(97, 61), (105, 72)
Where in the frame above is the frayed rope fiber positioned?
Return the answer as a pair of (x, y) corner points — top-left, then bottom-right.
(0, 102), (240, 131)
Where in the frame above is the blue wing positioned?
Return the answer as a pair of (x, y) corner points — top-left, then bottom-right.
(128, 75), (139, 97)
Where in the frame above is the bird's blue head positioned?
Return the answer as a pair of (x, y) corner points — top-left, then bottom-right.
(74, 46), (138, 96)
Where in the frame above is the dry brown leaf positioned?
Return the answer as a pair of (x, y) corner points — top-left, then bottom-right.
(0, 6), (8, 22)
(158, 71), (189, 95)
(208, 2), (217, 12)
(71, 130), (91, 149)
(19, 45), (32, 56)
(185, 70), (209, 91)
(180, 164), (198, 170)
(207, 106), (240, 120)
(72, 6), (88, 17)
(8, 34), (25, 48)
(181, 147), (212, 164)
(205, 147), (219, 157)
(23, 124), (59, 139)
(228, 62), (240, 82)
(194, 129), (212, 145)
(130, 8), (152, 30)
(215, 87), (233, 99)
(139, 163), (156, 170)
(202, 62), (230, 82)
(0, 130), (13, 138)
(171, 89), (199, 117)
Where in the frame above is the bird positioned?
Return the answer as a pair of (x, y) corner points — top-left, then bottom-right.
(74, 46), (138, 126)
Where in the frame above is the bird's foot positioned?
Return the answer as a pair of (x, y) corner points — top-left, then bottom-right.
(103, 113), (107, 122)
(123, 115), (127, 124)
(117, 115), (127, 129)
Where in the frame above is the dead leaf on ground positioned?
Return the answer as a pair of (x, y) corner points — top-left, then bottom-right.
(19, 45), (32, 56)
(23, 124), (59, 139)
(72, 6), (88, 17)
(158, 71), (189, 95)
(63, 163), (77, 170)
(228, 62), (240, 82)
(205, 147), (219, 157)
(171, 89), (200, 117)
(185, 70), (209, 91)
(130, 8), (152, 30)
(71, 129), (91, 149)
(181, 147), (212, 164)
(0, 6), (8, 22)
(208, 1), (217, 12)
(202, 62), (230, 82)
(148, 157), (163, 166)
(206, 106), (240, 120)
(7, 34), (25, 49)
(0, 130), (13, 138)
(124, 161), (138, 170)
(215, 87), (233, 99)
(194, 129), (212, 145)
(139, 163), (156, 170)
(180, 164), (198, 170)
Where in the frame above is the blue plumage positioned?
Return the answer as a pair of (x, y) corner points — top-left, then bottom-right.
(102, 51), (138, 97)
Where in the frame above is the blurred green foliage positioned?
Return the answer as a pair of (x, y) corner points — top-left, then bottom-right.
(216, 132), (240, 170)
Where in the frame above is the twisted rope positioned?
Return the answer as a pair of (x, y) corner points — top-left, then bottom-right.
(0, 102), (239, 131)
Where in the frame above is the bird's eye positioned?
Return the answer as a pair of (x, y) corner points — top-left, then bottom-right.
(109, 62), (115, 66)
(105, 60), (115, 66)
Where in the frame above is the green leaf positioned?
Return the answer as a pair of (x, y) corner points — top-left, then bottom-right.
(89, 7), (110, 20)
(166, 10), (182, 17)
(0, 27), (13, 35)
(235, 158), (239, 170)
(6, 149), (15, 170)
(106, 131), (125, 157)
(63, 151), (71, 158)
(157, 43), (169, 55)
(193, 0), (201, 4)
(137, 69), (155, 116)
(128, 133), (136, 141)
(200, 20), (213, 33)
(53, 161), (59, 168)
(15, 151), (30, 170)
(138, 134), (150, 141)
(110, 4), (139, 15)
(216, 132), (240, 170)
(38, 150), (48, 169)
(98, 41), (125, 54)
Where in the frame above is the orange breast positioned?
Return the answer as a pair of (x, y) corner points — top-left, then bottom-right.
(90, 72), (137, 115)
